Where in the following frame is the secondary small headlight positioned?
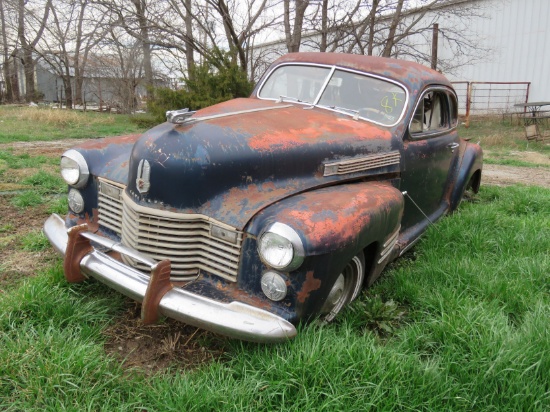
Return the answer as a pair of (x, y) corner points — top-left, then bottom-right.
(261, 271), (287, 301)
(258, 222), (304, 271)
(60, 149), (89, 188)
(68, 189), (85, 213)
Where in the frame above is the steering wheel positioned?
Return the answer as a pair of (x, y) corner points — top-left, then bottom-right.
(360, 107), (388, 122)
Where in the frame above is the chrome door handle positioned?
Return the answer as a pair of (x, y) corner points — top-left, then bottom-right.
(447, 142), (460, 152)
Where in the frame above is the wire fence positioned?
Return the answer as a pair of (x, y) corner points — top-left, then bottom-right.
(451, 81), (531, 125)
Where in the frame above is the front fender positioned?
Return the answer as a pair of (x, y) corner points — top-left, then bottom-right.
(245, 181), (404, 319)
(248, 181), (404, 255)
(449, 141), (483, 211)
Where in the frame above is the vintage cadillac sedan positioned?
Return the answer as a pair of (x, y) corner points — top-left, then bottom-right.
(44, 53), (482, 343)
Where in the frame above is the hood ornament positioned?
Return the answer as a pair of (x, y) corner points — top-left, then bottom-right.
(166, 108), (196, 124)
(136, 159), (151, 194)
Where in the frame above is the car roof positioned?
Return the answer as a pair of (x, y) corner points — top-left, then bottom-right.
(266, 52), (452, 95)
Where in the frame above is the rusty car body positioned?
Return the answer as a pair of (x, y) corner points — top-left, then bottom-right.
(44, 53), (482, 343)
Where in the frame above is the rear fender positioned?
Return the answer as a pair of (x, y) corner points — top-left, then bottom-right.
(449, 141), (483, 211)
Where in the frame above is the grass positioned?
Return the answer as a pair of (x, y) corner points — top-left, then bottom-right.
(0, 106), (148, 143)
(0, 109), (547, 409)
(0, 185), (548, 411)
(458, 117), (550, 168)
(20, 230), (50, 252)
(484, 157), (549, 168)
(22, 171), (66, 194)
(10, 190), (45, 208)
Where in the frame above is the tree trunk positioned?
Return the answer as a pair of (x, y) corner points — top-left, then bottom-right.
(0, 0), (13, 102)
(367, 0), (379, 56)
(63, 61), (73, 109)
(320, 0), (328, 52)
(74, 67), (84, 106)
(214, 0), (247, 72)
(184, 0), (195, 78)
(132, 0), (153, 91)
(382, 0), (404, 57)
(10, 54), (21, 101)
(18, 0), (36, 102)
(283, 0), (309, 53)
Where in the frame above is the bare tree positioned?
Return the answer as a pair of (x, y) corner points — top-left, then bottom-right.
(0, 0), (16, 101)
(35, 0), (109, 108)
(381, 0), (404, 57)
(92, 28), (147, 113)
(73, 1), (110, 105)
(283, 0), (309, 52)
(296, 0), (488, 74)
(17, 0), (52, 102)
(130, 0), (153, 89)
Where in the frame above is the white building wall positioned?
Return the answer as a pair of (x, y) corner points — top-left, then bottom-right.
(441, 0), (550, 102)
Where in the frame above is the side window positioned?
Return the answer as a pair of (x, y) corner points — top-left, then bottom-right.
(449, 93), (458, 128)
(410, 90), (450, 136)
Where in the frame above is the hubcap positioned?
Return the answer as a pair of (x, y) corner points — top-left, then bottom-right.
(321, 255), (364, 321)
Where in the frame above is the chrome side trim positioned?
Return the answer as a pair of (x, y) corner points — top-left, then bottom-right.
(324, 151), (401, 176)
(378, 225), (401, 264)
(399, 235), (422, 257)
(43, 214), (297, 343)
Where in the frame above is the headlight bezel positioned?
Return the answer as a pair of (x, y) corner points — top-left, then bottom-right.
(60, 149), (89, 188)
(257, 222), (305, 272)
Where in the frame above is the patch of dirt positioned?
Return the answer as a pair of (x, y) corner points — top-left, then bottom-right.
(0, 195), (57, 291)
(514, 151), (550, 165)
(103, 302), (229, 374)
(482, 164), (550, 188)
(0, 139), (90, 156)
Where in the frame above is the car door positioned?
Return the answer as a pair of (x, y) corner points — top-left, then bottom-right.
(400, 87), (460, 232)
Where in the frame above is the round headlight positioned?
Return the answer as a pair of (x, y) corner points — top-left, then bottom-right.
(261, 271), (287, 301)
(60, 149), (89, 188)
(258, 222), (304, 271)
(68, 189), (85, 213)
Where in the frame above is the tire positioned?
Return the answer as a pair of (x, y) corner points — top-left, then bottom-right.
(321, 252), (365, 322)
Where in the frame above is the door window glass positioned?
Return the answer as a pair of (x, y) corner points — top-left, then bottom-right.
(410, 90), (450, 135)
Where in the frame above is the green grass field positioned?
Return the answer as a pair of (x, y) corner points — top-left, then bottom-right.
(0, 106), (148, 143)
(0, 185), (548, 411)
(459, 116), (550, 166)
(0, 108), (548, 411)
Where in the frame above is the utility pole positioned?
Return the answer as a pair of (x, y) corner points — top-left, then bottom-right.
(431, 23), (439, 70)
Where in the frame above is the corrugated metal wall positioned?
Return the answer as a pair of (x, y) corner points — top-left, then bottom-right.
(443, 0), (550, 101)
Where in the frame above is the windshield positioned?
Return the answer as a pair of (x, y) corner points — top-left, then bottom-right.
(258, 65), (407, 126)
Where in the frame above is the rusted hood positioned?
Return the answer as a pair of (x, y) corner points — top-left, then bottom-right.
(126, 98), (396, 229)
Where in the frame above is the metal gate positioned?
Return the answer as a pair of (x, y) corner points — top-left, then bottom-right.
(451, 81), (531, 125)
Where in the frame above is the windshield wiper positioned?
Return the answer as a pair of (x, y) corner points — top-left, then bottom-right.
(276, 95), (302, 103)
(318, 104), (360, 120)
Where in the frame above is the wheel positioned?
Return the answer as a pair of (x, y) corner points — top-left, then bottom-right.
(321, 252), (365, 322)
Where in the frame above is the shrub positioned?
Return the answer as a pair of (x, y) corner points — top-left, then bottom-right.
(147, 49), (254, 121)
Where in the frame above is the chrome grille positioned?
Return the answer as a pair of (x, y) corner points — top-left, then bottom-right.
(324, 151), (401, 176)
(98, 179), (124, 234)
(97, 178), (243, 282)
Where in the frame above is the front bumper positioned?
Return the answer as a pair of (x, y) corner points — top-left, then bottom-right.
(43, 214), (297, 343)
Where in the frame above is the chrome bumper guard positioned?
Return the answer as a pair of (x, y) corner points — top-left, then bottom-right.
(44, 214), (296, 343)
